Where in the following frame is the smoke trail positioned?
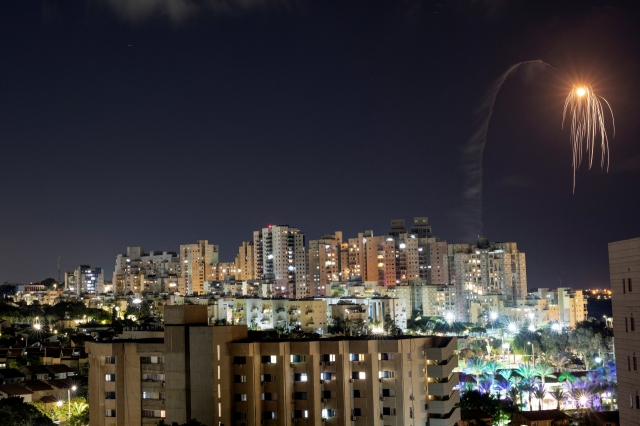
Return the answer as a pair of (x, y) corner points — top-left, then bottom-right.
(461, 60), (555, 239)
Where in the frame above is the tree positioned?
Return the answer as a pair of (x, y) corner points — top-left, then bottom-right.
(534, 362), (556, 385)
(0, 397), (55, 426)
(532, 384), (547, 410)
(550, 388), (566, 410)
(460, 390), (500, 421)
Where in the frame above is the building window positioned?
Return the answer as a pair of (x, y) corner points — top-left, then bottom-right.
(234, 413), (247, 420)
(320, 354), (336, 362)
(292, 410), (309, 419)
(381, 389), (396, 397)
(626, 317), (629, 332)
(349, 353), (364, 361)
(233, 356), (246, 365)
(294, 373), (308, 382)
(379, 353), (394, 360)
(635, 355), (638, 371)
(105, 409), (116, 417)
(291, 355), (306, 363)
(292, 392), (307, 400)
(382, 407), (397, 415)
(262, 411), (276, 420)
(351, 371), (366, 380)
(352, 408), (363, 417)
(632, 317), (636, 331)
(624, 279), (627, 294)
(105, 357), (116, 364)
(105, 374), (116, 382)
(262, 355), (277, 364)
(321, 372), (336, 381)
(105, 392), (116, 400)
(261, 393), (276, 401)
(636, 394), (639, 409)
(629, 356), (632, 371)
(234, 375), (247, 383)
(234, 394), (247, 402)
(261, 374), (276, 382)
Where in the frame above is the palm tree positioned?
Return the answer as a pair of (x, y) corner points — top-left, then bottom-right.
(550, 388), (566, 410)
(534, 362), (556, 385)
(485, 360), (500, 377)
(519, 377), (538, 411)
(515, 365), (535, 381)
(507, 387), (521, 411)
(558, 369), (576, 384)
(466, 358), (488, 383)
(533, 384), (547, 410)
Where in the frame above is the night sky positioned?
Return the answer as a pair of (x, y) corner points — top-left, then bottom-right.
(1, 0), (639, 289)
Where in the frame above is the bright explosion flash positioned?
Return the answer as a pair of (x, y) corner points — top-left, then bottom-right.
(563, 85), (615, 192)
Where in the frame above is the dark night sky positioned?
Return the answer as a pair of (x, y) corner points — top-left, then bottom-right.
(1, 0), (639, 288)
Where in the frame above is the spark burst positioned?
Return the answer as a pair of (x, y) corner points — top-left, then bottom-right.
(563, 85), (615, 191)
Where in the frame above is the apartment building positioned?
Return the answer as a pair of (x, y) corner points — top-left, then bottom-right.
(178, 240), (219, 295)
(254, 225), (307, 298)
(87, 305), (460, 426)
(448, 238), (527, 322)
(113, 247), (180, 294)
(229, 333), (460, 426)
(65, 265), (104, 295)
(308, 232), (344, 297)
(232, 298), (329, 334)
(609, 237), (640, 426)
(235, 241), (257, 280)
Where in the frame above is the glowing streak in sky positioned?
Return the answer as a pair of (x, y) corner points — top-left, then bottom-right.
(563, 85), (615, 192)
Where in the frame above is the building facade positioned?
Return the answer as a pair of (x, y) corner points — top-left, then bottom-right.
(609, 237), (640, 426)
(86, 305), (460, 426)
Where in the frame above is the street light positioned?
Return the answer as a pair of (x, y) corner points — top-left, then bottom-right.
(67, 385), (77, 417)
(528, 341), (536, 366)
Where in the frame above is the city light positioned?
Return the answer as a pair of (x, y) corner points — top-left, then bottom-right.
(528, 324), (535, 332)
(507, 323), (518, 333)
(490, 311), (498, 320)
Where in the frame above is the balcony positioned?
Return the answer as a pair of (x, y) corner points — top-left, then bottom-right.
(141, 363), (165, 373)
(142, 398), (166, 410)
(429, 390), (459, 415)
(427, 355), (458, 379)
(428, 373), (458, 397)
(429, 408), (460, 426)
(425, 338), (456, 361)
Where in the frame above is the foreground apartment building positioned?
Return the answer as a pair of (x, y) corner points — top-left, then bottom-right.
(86, 305), (460, 426)
(609, 237), (640, 426)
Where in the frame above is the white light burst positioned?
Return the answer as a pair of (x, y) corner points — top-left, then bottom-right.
(563, 85), (615, 191)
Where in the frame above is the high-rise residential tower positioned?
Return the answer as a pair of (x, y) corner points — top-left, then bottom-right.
(234, 241), (256, 280)
(448, 237), (527, 322)
(254, 225), (307, 298)
(308, 232), (343, 296)
(178, 240), (219, 295)
(65, 265), (104, 295)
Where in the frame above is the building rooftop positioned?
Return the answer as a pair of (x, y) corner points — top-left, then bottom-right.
(0, 384), (33, 396)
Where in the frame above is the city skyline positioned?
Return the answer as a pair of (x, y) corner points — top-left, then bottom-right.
(2, 1), (640, 290)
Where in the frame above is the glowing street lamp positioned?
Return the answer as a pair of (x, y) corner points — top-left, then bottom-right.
(507, 323), (518, 333)
(67, 385), (77, 417)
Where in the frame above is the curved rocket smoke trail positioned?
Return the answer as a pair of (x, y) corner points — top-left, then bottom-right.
(461, 60), (555, 238)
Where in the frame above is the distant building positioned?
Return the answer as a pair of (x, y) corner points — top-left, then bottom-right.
(609, 237), (640, 426)
(178, 240), (219, 295)
(113, 247), (180, 295)
(65, 265), (104, 295)
(308, 232), (344, 297)
(254, 225), (307, 298)
(448, 238), (527, 323)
